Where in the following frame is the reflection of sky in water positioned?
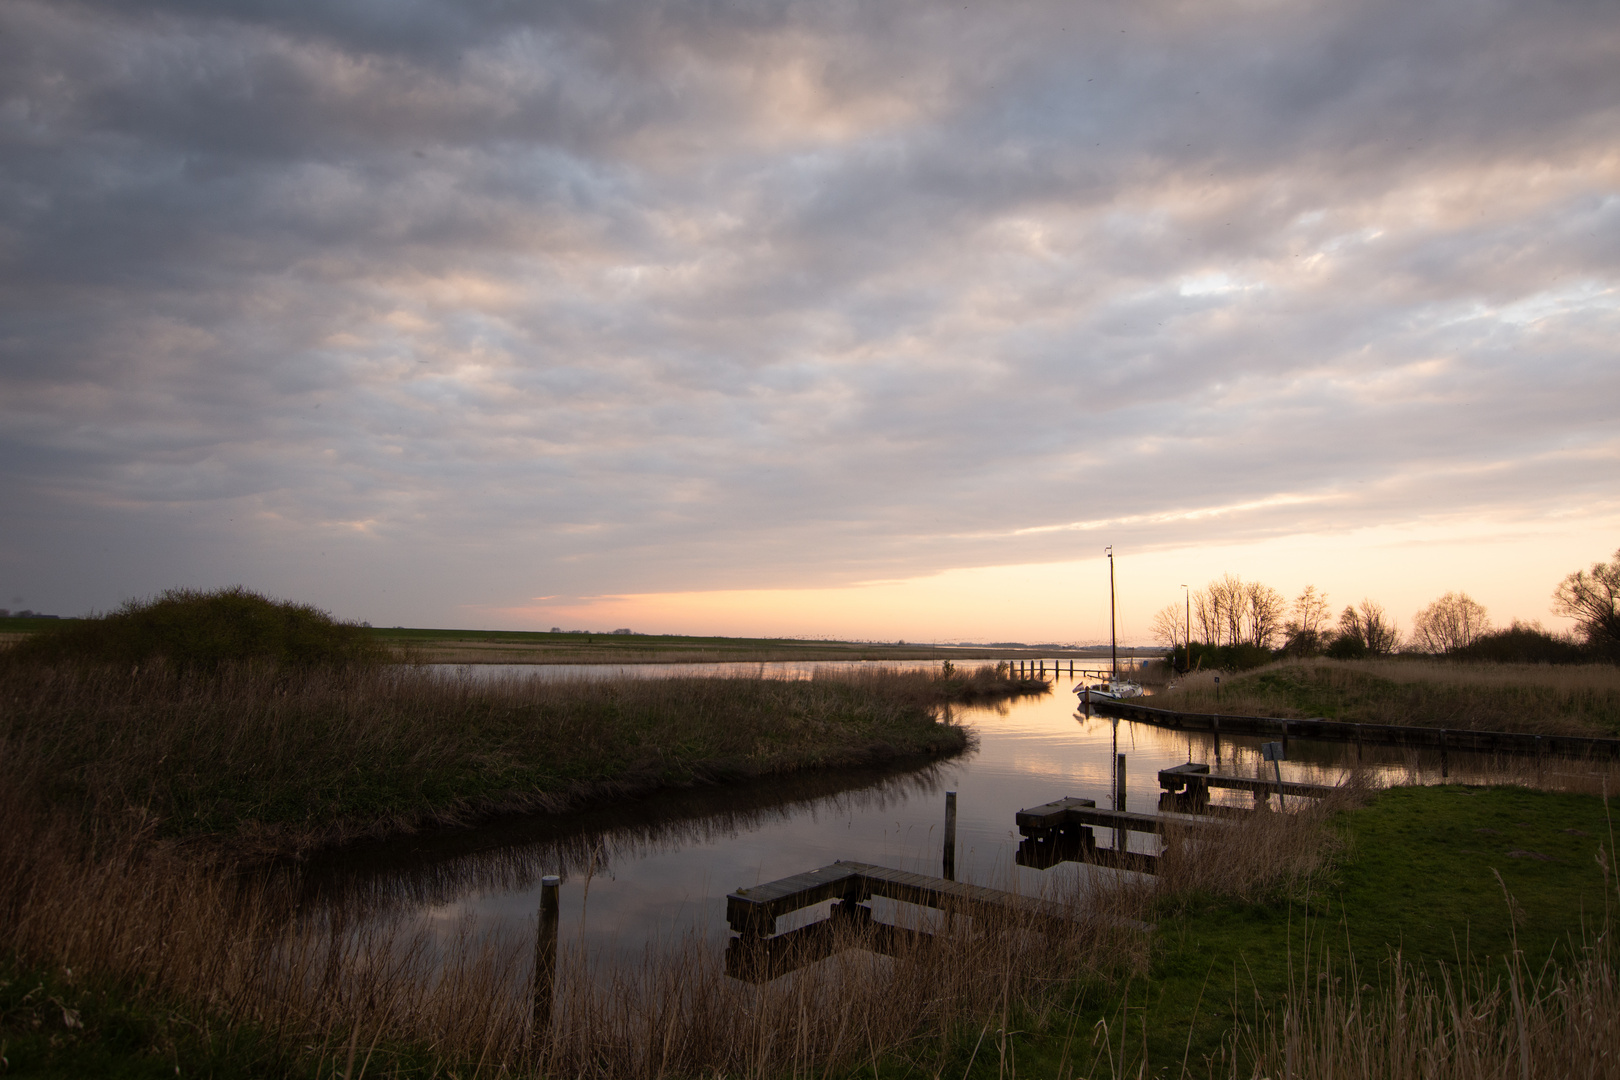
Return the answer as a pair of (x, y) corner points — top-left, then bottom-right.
(308, 666), (1487, 966)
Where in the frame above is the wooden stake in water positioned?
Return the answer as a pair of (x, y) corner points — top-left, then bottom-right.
(1114, 753), (1127, 853)
(1262, 741), (1287, 811)
(533, 874), (560, 1034)
(943, 791), (958, 881)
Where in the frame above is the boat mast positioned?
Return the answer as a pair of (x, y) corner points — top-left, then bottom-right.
(1107, 546), (1117, 679)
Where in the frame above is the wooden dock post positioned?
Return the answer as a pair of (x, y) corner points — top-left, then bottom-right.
(943, 791), (958, 881)
(533, 874), (560, 1034)
(1440, 730), (1449, 778)
(1114, 754), (1127, 853)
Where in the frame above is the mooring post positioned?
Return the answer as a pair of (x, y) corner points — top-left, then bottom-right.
(533, 874), (560, 1035)
(1440, 730), (1449, 778)
(1212, 715), (1221, 764)
(943, 791), (958, 881)
(1114, 754), (1127, 853)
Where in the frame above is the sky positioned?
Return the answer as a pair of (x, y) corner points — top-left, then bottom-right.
(1, 0), (1617, 645)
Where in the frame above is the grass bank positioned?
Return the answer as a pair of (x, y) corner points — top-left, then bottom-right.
(924, 783), (1617, 1078)
(1158, 657), (1620, 738)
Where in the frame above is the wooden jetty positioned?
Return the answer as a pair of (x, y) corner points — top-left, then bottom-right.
(727, 860), (1081, 937)
(724, 857), (1150, 982)
(1157, 762), (1339, 811)
(1013, 795), (1231, 870)
(1093, 698), (1620, 761)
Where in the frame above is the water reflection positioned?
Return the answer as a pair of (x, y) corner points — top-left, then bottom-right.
(300, 671), (1572, 969)
(301, 759), (959, 916)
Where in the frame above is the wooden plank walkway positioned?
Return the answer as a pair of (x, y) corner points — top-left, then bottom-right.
(726, 860), (1085, 936)
(724, 901), (928, 982)
(725, 859), (1153, 982)
(1159, 762), (1338, 800)
(1093, 699), (1620, 759)
(1015, 795), (1231, 838)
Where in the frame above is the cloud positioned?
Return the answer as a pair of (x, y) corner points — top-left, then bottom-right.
(1, 0), (1616, 631)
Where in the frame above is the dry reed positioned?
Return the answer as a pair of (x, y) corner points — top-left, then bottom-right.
(0, 763), (1362, 1077)
(0, 662), (972, 857)
(1162, 658), (1620, 738)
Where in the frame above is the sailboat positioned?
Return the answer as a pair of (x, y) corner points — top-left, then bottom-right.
(1075, 546), (1145, 701)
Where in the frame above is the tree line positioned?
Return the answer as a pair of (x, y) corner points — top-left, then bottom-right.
(1150, 547), (1620, 671)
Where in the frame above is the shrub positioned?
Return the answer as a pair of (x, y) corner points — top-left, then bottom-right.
(1170, 641), (1276, 672)
(1325, 633), (1368, 659)
(1450, 621), (1589, 664)
(5, 586), (386, 671)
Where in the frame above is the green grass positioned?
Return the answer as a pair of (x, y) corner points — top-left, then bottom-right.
(0, 964), (451, 1079)
(938, 784), (1617, 1078)
(0, 967), (279, 1079)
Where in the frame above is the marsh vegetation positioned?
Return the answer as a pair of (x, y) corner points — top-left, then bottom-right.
(1159, 657), (1620, 738)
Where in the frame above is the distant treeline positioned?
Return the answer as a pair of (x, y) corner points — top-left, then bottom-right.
(1154, 547), (1620, 671)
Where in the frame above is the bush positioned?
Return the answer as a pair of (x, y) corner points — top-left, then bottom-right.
(1170, 641), (1276, 673)
(1449, 622), (1589, 664)
(5, 587), (386, 671)
(1325, 633), (1369, 659)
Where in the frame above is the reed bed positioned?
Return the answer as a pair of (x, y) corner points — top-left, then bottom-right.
(0, 661), (974, 857)
(1162, 658), (1620, 738)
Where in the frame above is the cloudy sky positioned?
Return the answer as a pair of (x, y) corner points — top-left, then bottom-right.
(2, 0), (1617, 643)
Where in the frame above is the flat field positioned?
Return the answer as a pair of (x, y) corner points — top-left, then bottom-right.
(366, 625), (1137, 664)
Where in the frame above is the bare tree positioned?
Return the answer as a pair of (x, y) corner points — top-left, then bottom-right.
(1360, 599), (1401, 655)
(1242, 582), (1288, 648)
(1283, 585), (1331, 654)
(1552, 548), (1620, 658)
(1292, 586), (1331, 637)
(1338, 604), (1364, 643)
(1411, 592), (1492, 654)
(1338, 599), (1401, 655)
(1192, 590), (1219, 645)
(1194, 574), (1249, 646)
(1151, 604), (1188, 649)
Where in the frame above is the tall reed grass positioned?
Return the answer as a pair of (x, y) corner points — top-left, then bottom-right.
(1163, 658), (1620, 738)
(0, 662), (972, 856)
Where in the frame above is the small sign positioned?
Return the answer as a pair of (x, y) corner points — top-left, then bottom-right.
(1262, 741), (1286, 762)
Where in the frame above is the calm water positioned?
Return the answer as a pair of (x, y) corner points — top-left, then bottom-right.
(302, 662), (1443, 964)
